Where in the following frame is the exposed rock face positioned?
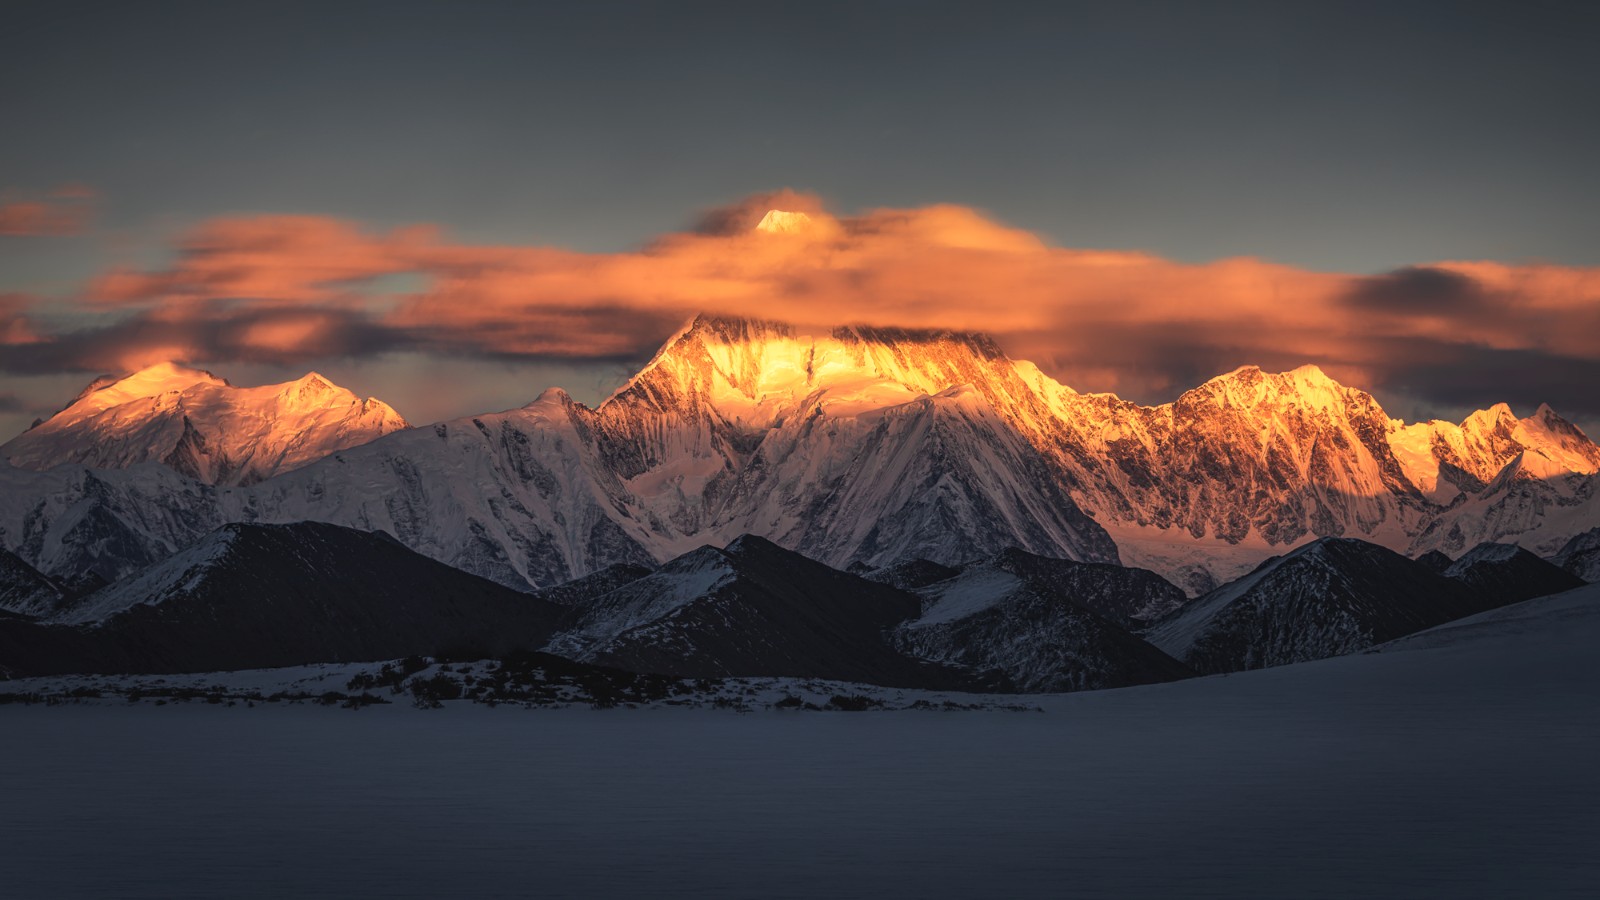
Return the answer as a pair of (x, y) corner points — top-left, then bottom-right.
(2, 362), (408, 486)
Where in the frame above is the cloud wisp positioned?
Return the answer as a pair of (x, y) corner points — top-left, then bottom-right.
(5, 191), (1600, 422)
(0, 184), (97, 237)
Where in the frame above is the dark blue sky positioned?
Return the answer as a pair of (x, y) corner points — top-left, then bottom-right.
(4, 0), (1597, 271)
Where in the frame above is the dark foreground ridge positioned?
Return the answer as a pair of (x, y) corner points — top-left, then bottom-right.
(0, 522), (563, 677)
(0, 521), (1589, 694)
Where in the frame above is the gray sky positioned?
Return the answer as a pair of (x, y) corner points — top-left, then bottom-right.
(2, 0), (1598, 436)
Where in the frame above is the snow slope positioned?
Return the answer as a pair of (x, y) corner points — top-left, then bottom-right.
(3, 580), (1595, 899)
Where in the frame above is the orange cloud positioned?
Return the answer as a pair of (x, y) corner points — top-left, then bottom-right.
(0, 294), (46, 345)
(0, 184), (96, 236)
(89, 216), (430, 307)
(8, 191), (1600, 422)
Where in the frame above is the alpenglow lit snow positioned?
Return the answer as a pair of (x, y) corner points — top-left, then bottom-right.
(753, 209), (814, 234)
(3, 314), (1599, 591)
(2, 362), (408, 485)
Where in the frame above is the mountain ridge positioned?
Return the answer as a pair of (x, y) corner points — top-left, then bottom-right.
(2, 362), (408, 486)
(0, 521), (562, 676)
(2, 314), (1597, 591)
(1144, 537), (1488, 673)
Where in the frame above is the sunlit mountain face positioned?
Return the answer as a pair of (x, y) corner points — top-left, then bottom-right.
(6, 307), (1597, 598)
(2, 362), (407, 486)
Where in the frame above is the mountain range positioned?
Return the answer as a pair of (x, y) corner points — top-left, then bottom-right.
(0, 514), (1578, 691)
(2, 362), (407, 487)
(0, 519), (1179, 688)
(4, 314), (1597, 599)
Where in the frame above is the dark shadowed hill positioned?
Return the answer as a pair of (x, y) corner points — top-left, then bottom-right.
(1414, 549), (1454, 574)
(1550, 528), (1600, 583)
(535, 563), (655, 606)
(1442, 542), (1585, 608)
(1146, 538), (1485, 674)
(862, 558), (962, 591)
(0, 522), (561, 676)
(891, 548), (1192, 692)
(547, 535), (980, 689)
(0, 548), (65, 618)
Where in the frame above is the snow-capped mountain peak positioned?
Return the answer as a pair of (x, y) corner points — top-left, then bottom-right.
(64, 362), (225, 421)
(754, 209), (814, 234)
(1185, 363), (1360, 415)
(278, 371), (340, 406)
(1513, 403), (1600, 475)
(2, 363), (409, 485)
(4, 313), (1599, 597)
(605, 314), (1035, 427)
(1387, 400), (1600, 504)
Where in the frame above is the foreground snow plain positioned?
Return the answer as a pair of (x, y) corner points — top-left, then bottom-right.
(3, 585), (1597, 899)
